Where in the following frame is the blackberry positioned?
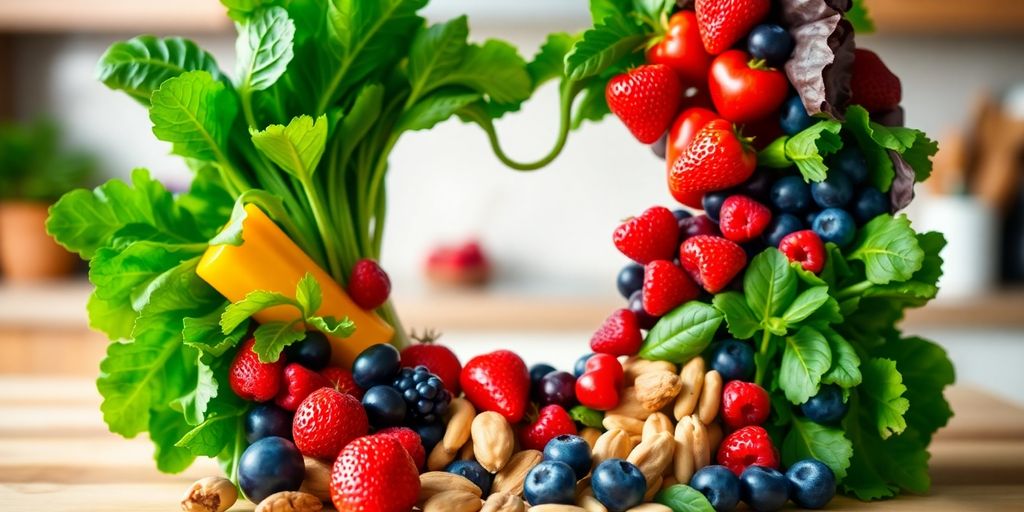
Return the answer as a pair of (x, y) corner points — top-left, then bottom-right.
(392, 366), (451, 424)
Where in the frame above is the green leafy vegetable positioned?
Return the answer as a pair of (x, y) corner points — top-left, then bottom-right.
(640, 302), (724, 363)
(655, 485), (716, 512)
(849, 215), (924, 285)
(96, 36), (225, 106)
(570, 405), (605, 429)
(779, 326), (832, 404)
(782, 417), (853, 479)
(860, 358), (910, 439)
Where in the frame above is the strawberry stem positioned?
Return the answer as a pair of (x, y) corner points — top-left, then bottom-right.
(747, 58), (773, 71)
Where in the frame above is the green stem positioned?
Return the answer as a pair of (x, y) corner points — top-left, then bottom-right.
(300, 177), (344, 282)
(378, 299), (410, 349)
(755, 329), (773, 386)
(372, 181), (387, 258)
(837, 280), (873, 300)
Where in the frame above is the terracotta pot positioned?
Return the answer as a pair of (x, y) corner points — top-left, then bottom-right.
(0, 201), (78, 281)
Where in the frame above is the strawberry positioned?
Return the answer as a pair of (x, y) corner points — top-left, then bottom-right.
(520, 405), (578, 451)
(321, 367), (364, 399)
(779, 230), (827, 274)
(695, 0), (771, 55)
(606, 64), (685, 144)
(460, 350), (531, 423)
(718, 195), (772, 243)
(669, 120), (757, 203)
(613, 206), (680, 264)
(679, 235), (748, 293)
(348, 258), (391, 310)
(293, 387), (368, 459)
(229, 338), (285, 402)
(331, 435), (419, 512)
(721, 380), (771, 430)
(401, 340), (462, 395)
(275, 363), (331, 411)
(850, 49), (902, 113)
(716, 425), (779, 476)
(590, 309), (644, 356)
(643, 260), (700, 316)
(375, 427), (426, 470)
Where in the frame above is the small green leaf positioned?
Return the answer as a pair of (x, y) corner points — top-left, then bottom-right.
(149, 71), (238, 163)
(221, 290), (299, 334)
(96, 36), (225, 106)
(407, 16), (469, 101)
(849, 215), (925, 285)
(782, 417), (853, 479)
(846, 0), (876, 33)
(655, 485), (715, 512)
(779, 326), (832, 404)
(570, 405), (605, 429)
(785, 120), (843, 182)
(235, 6), (295, 92)
(822, 329), (862, 388)
(565, 16), (645, 81)
(396, 89), (481, 133)
(208, 190), (289, 246)
(744, 249), (798, 321)
(861, 358), (910, 439)
(174, 406), (246, 456)
(436, 40), (532, 105)
(295, 273), (322, 318)
(252, 320), (306, 363)
(308, 316), (355, 337)
(712, 292), (760, 340)
(875, 337), (955, 442)
(251, 115), (328, 181)
(183, 303), (248, 358)
(639, 302), (724, 363)
(589, 0), (631, 24)
(782, 286), (830, 324)
(527, 32), (578, 86)
(632, 0), (675, 25)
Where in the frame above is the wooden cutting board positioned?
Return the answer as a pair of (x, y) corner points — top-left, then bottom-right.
(1, 377), (1022, 511)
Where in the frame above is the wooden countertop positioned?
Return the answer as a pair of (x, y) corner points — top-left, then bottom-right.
(0, 378), (1022, 511)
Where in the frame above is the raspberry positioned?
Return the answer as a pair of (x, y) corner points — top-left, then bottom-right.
(721, 380), (771, 430)
(779, 230), (827, 274)
(717, 425), (779, 476)
(719, 195), (772, 243)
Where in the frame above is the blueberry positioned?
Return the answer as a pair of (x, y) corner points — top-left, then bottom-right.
(800, 384), (848, 424)
(524, 461), (578, 505)
(702, 190), (731, 222)
(853, 187), (890, 224)
(414, 422), (445, 453)
(747, 24), (795, 67)
(690, 465), (741, 512)
(283, 331), (332, 371)
(741, 171), (774, 201)
(361, 385), (407, 428)
(770, 176), (811, 214)
(616, 264), (645, 299)
(780, 95), (815, 136)
(709, 340), (755, 382)
(530, 363), (557, 389)
(786, 459), (837, 509)
(574, 353), (595, 378)
(812, 208), (856, 247)
(672, 209), (693, 222)
(762, 214), (804, 248)
(352, 344), (401, 388)
(238, 436), (304, 503)
(831, 146), (869, 185)
(536, 371), (577, 409)
(811, 173), (854, 208)
(805, 210), (821, 228)
(544, 435), (593, 480)
(739, 465), (789, 512)
(627, 290), (659, 331)
(591, 459), (647, 512)
(244, 404), (293, 443)
(447, 460), (494, 495)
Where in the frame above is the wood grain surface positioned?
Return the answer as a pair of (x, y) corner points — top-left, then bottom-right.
(1, 378), (1022, 511)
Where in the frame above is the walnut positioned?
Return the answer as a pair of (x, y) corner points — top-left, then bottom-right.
(180, 476), (237, 512)
(255, 491), (323, 512)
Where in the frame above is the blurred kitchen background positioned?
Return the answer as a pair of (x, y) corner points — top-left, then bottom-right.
(1, 1), (1023, 402)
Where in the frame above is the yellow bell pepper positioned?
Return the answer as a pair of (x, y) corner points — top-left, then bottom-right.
(196, 204), (394, 369)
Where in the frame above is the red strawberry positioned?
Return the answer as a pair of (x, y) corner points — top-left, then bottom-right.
(721, 380), (771, 430)
(695, 0), (771, 55)
(613, 206), (680, 265)
(276, 363), (331, 411)
(375, 427), (426, 470)
(293, 387), (368, 459)
(850, 49), (902, 113)
(779, 230), (827, 274)
(590, 309), (644, 356)
(716, 425), (779, 476)
(718, 195), (772, 243)
(520, 405), (578, 451)
(643, 260), (700, 316)
(401, 341), (462, 395)
(348, 258), (391, 310)
(679, 235), (748, 293)
(669, 120), (757, 203)
(606, 64), (685, 144)
(228, 338), (285, 402)
(460, 350), (530, 423)
(321, 367), (364, 399)
(331, 435), (419, 512)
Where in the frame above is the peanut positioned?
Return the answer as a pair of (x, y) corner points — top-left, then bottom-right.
(697, 370), (722, 425)
(482, 492), (526, 512)
(627, 432), (675, 488)
(181, 476), (237, 512)
(673, 420), (695, 484)
(419, 472), (483, 506)
(634, 371), (683, 412)
(580, 427), (603, 449)
(424, 490), (484, 512)
(473, 411), (515, 473)
(673, 358), (705, 420)
(602, 414), (644, 435)
(493, 449), (543, 496)
(592, 429), (632, 467)
(607, 387), (652, 420)
(641, 413), (673, 443)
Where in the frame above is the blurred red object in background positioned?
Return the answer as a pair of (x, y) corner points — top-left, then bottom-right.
(425, 240), (491, 288)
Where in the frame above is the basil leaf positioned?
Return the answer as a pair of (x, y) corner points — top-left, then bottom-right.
(745, 249), (798, 321)
(221, 290), (299, 334)
(786, 120), (843, 182)
(640, 302), (723, 363)
(96, 36), (224, 106)
(779, 326), (832, 404)
(713, 292), (760, 340)
(782, 417), (853, 479)
(235, 6), (295, 93)
(821, 329), (861, 388)
(569, 405), (605, 429)
(565, 16), (645, 81)
(252, 320), (306, 363)
(149, 70), (238, 163)
(782, 286), (830, 324)
(849, 215), (924, 285)
(655, 485), (715, 512)
(860, 358), (909, 439)
(251, 115), (328, 181)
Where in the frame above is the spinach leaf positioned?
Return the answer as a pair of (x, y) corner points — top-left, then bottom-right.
(640, 302), (724, 363)
(779, 326), (832, 404)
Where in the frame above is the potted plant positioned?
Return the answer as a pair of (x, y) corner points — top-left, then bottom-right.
(0, 119), (94, 281)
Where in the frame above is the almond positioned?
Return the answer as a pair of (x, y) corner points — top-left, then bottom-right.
(592, 429), (632, 467)
(627, 432), (675, 488)
(634, 371), (682, 412)
(424, 490), (484, 512)
(602, 414), (645, 435)
(443, 398), (476, 453)
(641, 413), (673, 443)
(673, 358), (705, 420)
(482, 492), (527, 512)
(473, 411), (515, 473)
(297, 457), (331, 502)
(697, 370), (722, 425)
(493, 449), (543, 496)
(419, 472), (483, 506)
(428, 441), (458, 471)
(606, 387), (652, 420)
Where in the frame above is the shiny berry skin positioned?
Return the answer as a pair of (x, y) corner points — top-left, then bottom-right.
(717, 426), (780, 476)
(544, 434), (593, 480)
(525, 461), (578, 505)
(362, 385), (407, 428)
(628, 290), (659, 331)
(238, 436), (304, 503)
(584, 353), (624, 387)
(352, 343), (401, 388)
(400, 342), (463, 395)
(854, 187), (890, 224)
(591, 309), (644, 356)
(811, 174), (854, 209)
(283, 331), (332, 371)
(812, 208), (856, 248)
(762, 213), (804, 247)
(643, 261), (700, 316)
(679, 214), (722, 241)
(690, 465), (741, 512)
(574, 353), (595, 378)
(376, 426), (426, 470)
(245, 404), (293, 443)
(719, 195), (773, 243)
(591, 459), (647, 512)
(800, 384), (848, 424)
(779, 230), (827, 274)
(460, 350), (531, 423)
(275, 363), (331, 411)
(447, 460), (494, 496)
(679, 235), (748, 294)
(673, 209), (692, 221)
(710, 339), (756, 382)
(786, 459), (837, 509)
(740, 465), (789, 512)
(348, 258), (391, 310)
(613, 206), (681, 264)
(575, 354), (624, 411)
(721, 381), (771, 430)
(521, 405), (578, 452)
(702, 190), (731, 222)
(330, 435), (419, 512)
(780, 95), (814, 136)
(292, 387), (368, 459)
(530, 363), (558, 389)
(229, 338), (284, 402)
(747, 24), (794, 67)
(606, 64), (685, 144)
(413, 422), (445, 453)
(536, 371), (577, 409)
(617, 264), (645, 299)
(320, 367), (364, 399)
(770, 176), (811, 214)
(831, 146), (869, 185)
(392, 366), (451, 424)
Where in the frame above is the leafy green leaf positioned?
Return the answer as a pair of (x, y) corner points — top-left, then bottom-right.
(183, 304), (248, 358)
(779, 326), (832, 404)
(632, 0), (675, 25)
(861, 358), (910, 439)
(251, 115), (328, 181)
(757, 137), (791, 168)
(822, 329), (862, 388)
(655, 485), (715, 512)
(589, 0), (631, 24)
(171, 355), (218, 425)
(307, 316), (355, 337)
(846, 0), (876, 33)
(294, 273), (322, 317)
(874, 338), (953, 441)
(338, 83), (383, 161)
(435, 40), (532, 105)
(712, 292), (760, 340)
(407, 16), (469, 101)
(149, 409), (198, 473)
(96, 36), (225, 106)
(640, 302), (724, 363)
(221, 290), (299, 334)
(569, 405), (605, 429)
(149, 71), (238, 163)
(396, 89), (481, 132)
(252, 320), (306, 363)
(842, 106), (935, 191)
(207, 190), (290, 247)
(782, 286), (830, 324)
(235, 6), (295, 92)
(849, 215), (925, 285)
(565, 16), (645, 81)
(528, 33), (578, 87)
(786, 120), (843, 182)
(745, 249), (798, 321)
(782, 417), (853, 479)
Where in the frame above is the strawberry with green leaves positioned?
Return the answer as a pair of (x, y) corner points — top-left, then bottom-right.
(606, 64), (685, 144)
